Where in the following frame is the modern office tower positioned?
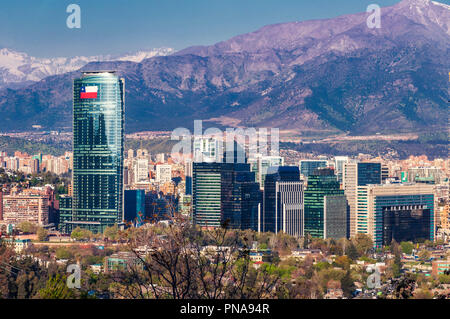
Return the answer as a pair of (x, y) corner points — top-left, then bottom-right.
(192, 162), (222, 228)
(249, 155), (284, 189)
(343, 162), (381, 238)
(60, 71), (124, 234)
(145, 192), (177, 221)
(193, 137), (221, 163)
(124, 190), (146, 227)
(59, 195), (72, 233)
(356, 183), (435, 248)
(192, 146), (260, 230)
(185, 160), (193, 195)
(299, 160), (327, 180)
(334, 156), (349, 184)
(304, 168), (348, 239)
(134, 158), (149, 183)
(324, 195), (348, 240)
(263, 166), (304, 237)
(156, 164), (172, 183)
(221, 164), (260, 230)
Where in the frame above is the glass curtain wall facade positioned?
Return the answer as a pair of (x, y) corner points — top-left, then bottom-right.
(304, 168), (346, 238)
(263, 166), (303, 236)
(61, 71), (124, 234)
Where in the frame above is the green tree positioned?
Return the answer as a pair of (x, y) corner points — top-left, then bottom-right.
(38, 274), (75, 299)
(347, 243), (359, 260)
(17, 221), (37, 234)
(37, 227), (48, 241)
(341, 270), (355, 298)
(352, 234), (373, 256)
(103, 224), (119, 241)
(55, 247), (73, 260)
(71, 227), (93, 241)
(334, 255), (352, 270)
(400, 242), (414, 255)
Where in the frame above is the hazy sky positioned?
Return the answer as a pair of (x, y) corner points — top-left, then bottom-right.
(0, 0), (423, 58)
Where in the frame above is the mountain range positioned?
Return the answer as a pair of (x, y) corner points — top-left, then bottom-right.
(0, 47), (174, 90)
(0, 0), (448, 135)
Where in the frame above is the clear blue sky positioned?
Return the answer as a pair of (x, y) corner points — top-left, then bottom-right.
(0, 0), (412, 58)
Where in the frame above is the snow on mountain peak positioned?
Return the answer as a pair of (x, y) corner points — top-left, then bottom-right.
(0, 48), (175, 90)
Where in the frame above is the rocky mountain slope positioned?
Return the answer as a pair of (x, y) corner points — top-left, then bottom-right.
(0, 0), (448, 135)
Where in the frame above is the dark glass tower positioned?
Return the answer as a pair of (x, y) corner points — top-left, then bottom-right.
(263, 166), (304, 236)
(192, 142), (261, 230)
(61, 71), (124, 234)
(304, 168), (347, 239)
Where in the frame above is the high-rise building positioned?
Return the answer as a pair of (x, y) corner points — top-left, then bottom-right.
(192, 142), (260, 230)
(356, 183), (435, 248)
(156, 164), (172, 184)
(334, 156), (349, 184)
(124, 190), (146, 227)
(192, 162), (261, 230)
(249, 155), (284, 189)
(193, 137), (221, 163)
(2, 194), (49, 226)
(343, 162), (381, 238)
(263, 166), (304, 237)
(299, 160), (327, 180)
(192, 162), (222, 228)
(60, 71), (124, 234)
(134, 158), (149, 183)
(304, 168), (348, 239)
(185, 160), (193, 195)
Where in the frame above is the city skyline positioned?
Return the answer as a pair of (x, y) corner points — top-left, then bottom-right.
(0, 0), (448, 303)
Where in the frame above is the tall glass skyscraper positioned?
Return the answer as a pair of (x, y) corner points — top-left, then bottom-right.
(60, 71), (124, 234)
(304, 168), (347, 239)
(263, 166), (304, 237)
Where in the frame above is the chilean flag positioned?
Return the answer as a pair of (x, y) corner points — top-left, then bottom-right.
(80, 86), (98, 99)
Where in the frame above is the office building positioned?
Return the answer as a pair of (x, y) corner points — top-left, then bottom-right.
(193, 137), (221, 163)
(134, 158), (149, 183)
(193, 143), (260, 230)
(185, 160), (193, 195)
(124, 190), (146, 227)
(156, 164), (172, 184)
(304, 168), (348, 239)
(249, 155), (284, 189)
(343, 162), (381, 238)
(299, 160), (327, 180)
(356, 183), (434, 248)
(334, 156), (349, 184)
(60, 71), (124, 234)
(263, 166), (304, 237)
